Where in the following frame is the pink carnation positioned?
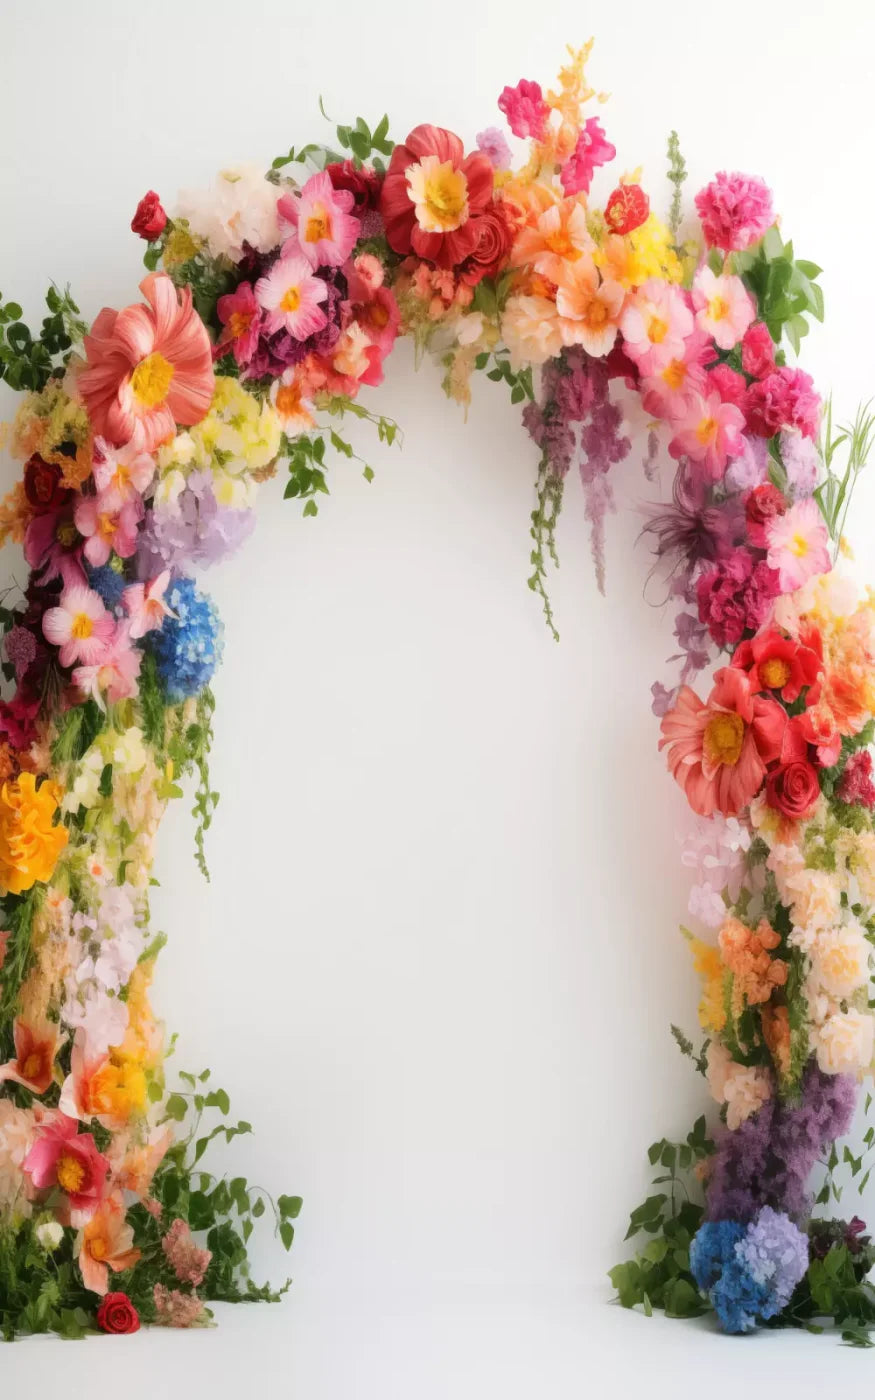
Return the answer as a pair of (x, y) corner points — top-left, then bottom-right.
(560, 118), (616, 197)
(741, 322), (776, 379)
(695, 171), (774, 252)
(696, 548), (781, 647)
(497, 79), (549, 140)
(706, 364), (747, 407)
(837, 750), (875, 808)
(746, 367), (821, 440)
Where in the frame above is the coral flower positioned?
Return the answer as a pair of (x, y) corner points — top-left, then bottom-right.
(765, 498), (831, 593)
(79, 274), (215, 452)
(59, 1030), (145, 1127)
(669, 392), (746, 481)
(731, 625), (822, 703)
(659, 665), (787, 817)
(269, 369), (316, 433)
(0, 1017), (60, 1094)
(74, 495), (143, 567)
(122, 571), (173, 639)
(380, 125), (494, 269)
(214, 282), (262, 368)
(23, 1114), (109, 1224)
(0, 772), (68, 895)
(254, 255), (329, 340)
(692, 267), (755, 350)
(78, 1194), (141, 1296)
(554, 263), (624, 356)
(620, 279), (694, 374)
(277, 170), (360, 269)
(511, 197), (593, 284)
(42, 585), (115, 667)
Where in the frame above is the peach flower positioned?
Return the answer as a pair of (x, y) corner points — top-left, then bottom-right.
(78, 1194), (141, 1295)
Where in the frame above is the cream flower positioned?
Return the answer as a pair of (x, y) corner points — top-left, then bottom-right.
(176, 165), (281, 259)
(706, 1041), (772, 1130)
(784, 867), (842, 942)
(813, 1010), (875, 1075)
(809, 922), (871, 1001)
(501, 295), (563, 368)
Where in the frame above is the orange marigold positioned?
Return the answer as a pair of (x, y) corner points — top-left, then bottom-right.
(0, 772), (68, 896)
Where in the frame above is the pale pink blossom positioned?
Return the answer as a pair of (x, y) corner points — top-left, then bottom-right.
(74, 495), (143, 566)
(277, 170), (360, 268)
(692, 267), (755, 350)
(43, 586), (115, 667)
(122, 571), (173, 640)
(620, 280), (694, 374)
(72, 625), (142, 707)
(765, 498), (831, 593)
(668, 392), (746, 481)
(255, 255), (329, 340)
(91, 433), (155, 509)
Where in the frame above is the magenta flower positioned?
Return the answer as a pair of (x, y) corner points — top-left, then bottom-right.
(215, 282), (262, 368)
(497, 79), (549, 140)
(695, 171), (774, 252)
(746, 367), (821, 441)
(560, 118), (616, 197)
(696, 549), (781, 648)
(75, 494), (143, 567)
(23, 1113), (110, 1225)
(277, 170), (360, 269)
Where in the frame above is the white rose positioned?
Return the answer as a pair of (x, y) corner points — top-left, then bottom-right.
(814, 1010), (875, 1075)
(36, 1220), (64, 1252)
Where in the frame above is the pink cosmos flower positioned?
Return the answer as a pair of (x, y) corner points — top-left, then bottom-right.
(79, 273), (214, 452)
(620, 280), (694, 373)
(692, 267), (755, 350)
(277, 170), (360, 269)
(497, 79), (550, 140)
(640, 331), (712, 421)
(72, 624), (142, 707)
(74, 495), (143, 567)
(23, 1113), (109, 1224)
(560, 117), (616, 196)
(255, 255), (329, 339)
(669, 392), (746, 481)
(122, 571), (173, 639)
(92, 433), (155, 509)
(42, 585), (115, 667)
(214, 282), (262, 368)
(695, 172), (774, 252)
(765, 497), (832, 592)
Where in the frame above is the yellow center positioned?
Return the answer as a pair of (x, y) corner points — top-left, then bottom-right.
(90, 1238), (108, 1260)
(586, 299), (609, 328)
(71, 613), (94, 641)
(704, 712), (745, 767)
(648, 315), (669, 344)
(696, 416), (719, 447)
(228, 310), (253, 339)
(280, 286), (301, 313)
(275, 384), (302, 417)
(662, 359), (687, 391)
(789, 532), (810, 558)
(56, 1154), (85, 1193)
(57, 521), (78, 548)
(304, 210), (331, 244)
(760, 657), (792, 690)
(97, 513), (117, 541)
(130, 351), (174, 409)
(368, 304), (390, 329)
(708, 295), (729, 322)
(545, 229), (580, 260)
(22, 1051), (42, 1080)
(408, 158), (470, 234)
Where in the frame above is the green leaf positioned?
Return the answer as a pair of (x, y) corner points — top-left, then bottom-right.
(164, 1093), (188, 1122)
(280, 1221), (295, 1251)
(205, 1088), (230, 1116)
(278, 1194), (303, 1219)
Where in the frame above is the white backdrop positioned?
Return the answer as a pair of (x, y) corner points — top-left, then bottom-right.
(3, 1), (875, 1392)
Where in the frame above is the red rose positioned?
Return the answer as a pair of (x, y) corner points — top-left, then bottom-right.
(745, 483), (787, 548)
(459, 202), (514, 285)
(604, 184), (650, 236)
(741, 322), (776, 380)
(23, 455), (67, 512)
(96, 1291), (140, 1334)
(325, 160), (383, 213)
(766, 759), (821, 820)
(131, 191), (167, 241)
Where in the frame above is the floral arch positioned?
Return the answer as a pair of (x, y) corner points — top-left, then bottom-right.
(1, 41), (875, 1343)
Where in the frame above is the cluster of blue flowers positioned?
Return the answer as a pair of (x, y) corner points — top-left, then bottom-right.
(86, 562), (128, 612)
(690, 1208), (809, 1333)
(150, 575), (224, 701)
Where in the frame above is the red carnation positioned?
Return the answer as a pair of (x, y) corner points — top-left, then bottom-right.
(325, 160), (383, 213)
(131, 191), (167, 241)
(604, 184), (650, 236)
(459, 201), (514, 284)
(744, 483), (787, 548)
(96, 1292), (140, 1335)
(837, 750), (875, 808)
(741, 322), (776, 380)
(23, 455), (67, 512)
(766, 759), (821, 821)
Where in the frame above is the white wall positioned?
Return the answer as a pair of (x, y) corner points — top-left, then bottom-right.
(3, 0), (875, 1333)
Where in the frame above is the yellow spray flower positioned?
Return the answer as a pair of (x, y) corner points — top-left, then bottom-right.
(0, 773), (68, 896)
(686, 933), (727, 1034)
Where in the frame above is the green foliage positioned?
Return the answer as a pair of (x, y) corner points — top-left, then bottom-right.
(329, 112), (394, 170)
(527, 454), (563, 643)
(814, 398), (875, 554)
(481, 350), (534, 407)
(281, 399), (401, 510)
(733, 227), (824, 354)
(0, 284), (87, 392)
(665, 131), (687, 242)
(0, 888), (41, 1060)
(0, 1222), (94, 1340)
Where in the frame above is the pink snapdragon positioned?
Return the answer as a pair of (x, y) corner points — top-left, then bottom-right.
(692, 267), (755, 350)
(75, 495), (143, 566)
(765, 497), (832, 592)
(695, 172), (774, 252)
(497, 79), (549, 140)
(620, 279), (694, 374)
(277, 170), (359, 268)
(42, 585), (115, 667)
(668, 392), (746, 481)
(560, 117), (616, 196)
(123, 571), (173, 639)
(255, 255), (329, 339)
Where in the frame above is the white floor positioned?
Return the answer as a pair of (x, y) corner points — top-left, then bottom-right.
(3, 1289), (873, 1397)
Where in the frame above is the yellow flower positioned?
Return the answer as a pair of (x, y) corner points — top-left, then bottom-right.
(0, 773), (68, 896)
(687, 933), (727, 1034)
(594, 214), (684, 289)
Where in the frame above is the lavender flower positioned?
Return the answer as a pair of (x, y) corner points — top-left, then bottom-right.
(691, 1208), (808, 1333)
(780, 430), (820, 498)
(476, 126), (512, 171)
(143, 473), (255, 573)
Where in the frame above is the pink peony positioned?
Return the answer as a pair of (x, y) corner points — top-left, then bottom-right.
(694, 172), (774, 252)
(746, 367), (821, 440)
(765, 497), (831, 592)
(741, 322), (777, 379)
(42, 586), (115, 667)
(696, 548), (781, 647)
(560, 117), (616, 197)
(497, 79), (550, 140)
(277, 169), (360, 269)
(692, 267), (756, 350)
(668, 392), (746, 481)
(837, 750), (875, 807)
(23, 1113), (109, 1223)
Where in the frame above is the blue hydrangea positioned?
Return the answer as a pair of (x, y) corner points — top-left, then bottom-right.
(87, 562), (128, 612)
(690, 1209), (809, 1334)
(150, 576), (224, 701)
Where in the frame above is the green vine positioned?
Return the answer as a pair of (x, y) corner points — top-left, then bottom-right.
(527, 455), (564, 643)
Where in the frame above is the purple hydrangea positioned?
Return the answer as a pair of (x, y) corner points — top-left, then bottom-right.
(143, 473), (255, 573)
(691, 1208), (808, 1334)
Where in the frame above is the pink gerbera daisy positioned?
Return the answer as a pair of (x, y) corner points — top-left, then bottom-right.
(255, 256), (329, 339)
(42, 585), (115, 667)
(277, 170), (360, 269)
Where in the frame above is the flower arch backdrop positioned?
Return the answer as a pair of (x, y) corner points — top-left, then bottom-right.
(1, 41), (875, 1342)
